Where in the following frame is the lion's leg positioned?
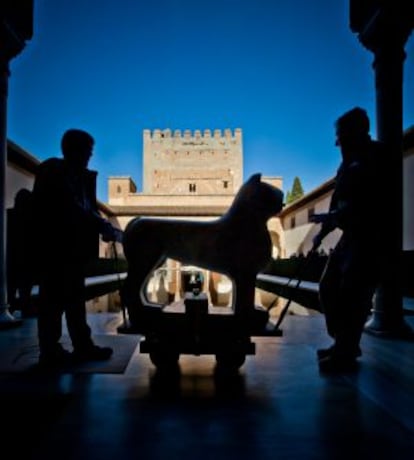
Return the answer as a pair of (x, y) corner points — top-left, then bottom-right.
(122, 247), (165, 328)
(233, 272), (269, 334)
(233, 273), (256, 315)
(231, 273), (258, 334)
(121, 264), (144, 326)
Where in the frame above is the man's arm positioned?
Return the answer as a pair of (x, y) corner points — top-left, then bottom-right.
(310, 212), (338, 249)
(99, 220), (123, 243)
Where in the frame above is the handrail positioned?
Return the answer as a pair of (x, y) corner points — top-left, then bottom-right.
(256, 273), (319, 293)
(19, 272), (128, 298)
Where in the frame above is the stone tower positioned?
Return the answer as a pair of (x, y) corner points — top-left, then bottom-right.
(142, 128), (243, 195)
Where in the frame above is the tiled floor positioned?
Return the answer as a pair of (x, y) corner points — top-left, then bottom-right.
(0, 310), (413, 460)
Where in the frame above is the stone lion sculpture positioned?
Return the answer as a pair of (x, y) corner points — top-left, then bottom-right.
(121, 173), (284, 330)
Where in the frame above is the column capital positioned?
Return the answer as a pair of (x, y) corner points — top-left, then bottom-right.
(1, 1), (33, 61)
(356, 4), (413, 55)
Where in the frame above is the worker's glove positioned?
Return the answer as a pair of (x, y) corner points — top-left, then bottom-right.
(101, 222), (123, 243)
(309, 212), (329, 224)
(312, 232), (324, 250)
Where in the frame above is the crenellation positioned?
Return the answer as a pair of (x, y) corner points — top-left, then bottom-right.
(144, 128), (241, 142)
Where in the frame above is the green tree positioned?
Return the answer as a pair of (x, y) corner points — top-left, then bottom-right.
(285, 190), (291, 205)
(286, 176), (304, 204)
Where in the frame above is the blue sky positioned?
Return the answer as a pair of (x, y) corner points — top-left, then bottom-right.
(7, 0), (414, 202)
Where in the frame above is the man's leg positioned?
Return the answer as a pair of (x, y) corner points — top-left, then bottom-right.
(37, 273), (71, 366)
(64, 267), (113, 362)
(332, 270), (375, 358)
(319, 255), (376, 372)
(319, 249), (342, 340)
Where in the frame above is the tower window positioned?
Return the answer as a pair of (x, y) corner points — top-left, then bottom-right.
(223, 181), (228, 189)
(116, 185), (121, 194)
(189, 183), (196, 193)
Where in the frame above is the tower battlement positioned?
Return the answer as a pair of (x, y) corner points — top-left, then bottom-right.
(143, 128), (242, 145)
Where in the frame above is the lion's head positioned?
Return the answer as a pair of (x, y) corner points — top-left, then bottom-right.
(228, 173), (284, 221)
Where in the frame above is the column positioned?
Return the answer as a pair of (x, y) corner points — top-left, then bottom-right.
(0, 56), (21, 328)
(354, 5), (413, 336)
(0, 1), (34, 328)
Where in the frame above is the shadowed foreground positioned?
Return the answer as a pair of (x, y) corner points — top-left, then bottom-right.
(0, 310), (413, 460)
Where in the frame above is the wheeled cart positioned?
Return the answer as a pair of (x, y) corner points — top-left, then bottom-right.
(124, 292), (281, 372)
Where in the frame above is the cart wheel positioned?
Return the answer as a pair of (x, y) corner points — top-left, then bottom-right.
(149, 349), (180, 369)
(215, 351), (246, 371)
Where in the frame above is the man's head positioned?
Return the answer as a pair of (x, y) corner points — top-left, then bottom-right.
(335, 107), (370, 154)
(14, 188), (32, 208)
(61, 129), (94, 169)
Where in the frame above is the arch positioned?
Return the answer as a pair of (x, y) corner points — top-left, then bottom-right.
(269, 230), (283, 259)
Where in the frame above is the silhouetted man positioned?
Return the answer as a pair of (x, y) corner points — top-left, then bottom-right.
(311, 107), (386, 373)
(33, 129), (122, 368)
(7, 188), (35, 316)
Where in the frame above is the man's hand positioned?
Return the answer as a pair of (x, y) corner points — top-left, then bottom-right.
(110, 228), (124, 243)
(312, 232), (323, 250)
(101, 222), (123, 243)
(309, 212), (329, 224)
(310, 213), (332, 250)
